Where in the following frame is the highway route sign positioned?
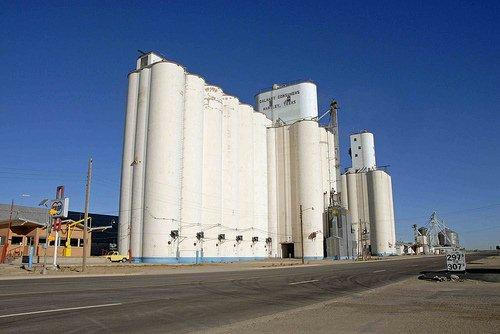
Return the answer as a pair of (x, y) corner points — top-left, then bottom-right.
(446, 250), (466, 272)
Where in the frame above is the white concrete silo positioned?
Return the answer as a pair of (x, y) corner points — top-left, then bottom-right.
(142, 61), (186, 263)
(340, 174), (348, 210)
(237, 104), (255, 260)
(266, 126), (278, 258)
(201, 85), (223, 262)
(319, 128), (330, 211)
(129, 67), (151, 261)
(326, 130), (337, 195)
(346, 172), (359, 251)
(350, 132), (376, 171)
(252, 112), (270, 260)
(367, 170), (395, 256)
(179, 74), (206, 263)
(387, 175), (396, 251)
(289, 120), (324, 259)
(118, 71), (139, 255)
(221, 95), (239, 260)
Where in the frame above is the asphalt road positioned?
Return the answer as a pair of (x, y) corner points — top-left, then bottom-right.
(0, 253), (488, 333)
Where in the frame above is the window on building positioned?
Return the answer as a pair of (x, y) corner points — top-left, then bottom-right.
(0, 236), (4, 245)
(49, 240), (55, 246)
(353, 138), (357, 141)
(70, 238), (79, 247)
(79, 239), (84, 247)
(38, 238), (47, 245)
(358, 146), (361, 149)
(11, 236), (23, 245)
(355, 154), (358, 157)
(59, 239), (66, 246)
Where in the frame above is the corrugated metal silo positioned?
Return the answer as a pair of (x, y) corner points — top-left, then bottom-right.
(142, 61), (186, 262)
(129, 67), (151, 261)
(118, 71), (139, 255)
(201, 85), (224, 261)
(179, 74), (206, 262)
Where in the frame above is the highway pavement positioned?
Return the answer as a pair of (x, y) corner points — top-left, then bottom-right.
(0, 253), (488, 333)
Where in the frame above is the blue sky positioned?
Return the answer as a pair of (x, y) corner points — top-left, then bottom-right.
(1, 1), (499, 249)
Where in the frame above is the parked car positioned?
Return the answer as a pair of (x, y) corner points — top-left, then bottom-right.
(105, 251), (129, 262)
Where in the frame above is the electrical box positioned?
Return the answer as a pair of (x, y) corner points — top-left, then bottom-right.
(236, 235), (243, 242)
(252, 237), (258, 243)
(218, 234), (225, 241)
(196, 232), (204, 240)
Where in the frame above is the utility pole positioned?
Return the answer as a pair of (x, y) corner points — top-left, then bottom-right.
(82, 158), (93, 272)
(299, 205), (305, 264)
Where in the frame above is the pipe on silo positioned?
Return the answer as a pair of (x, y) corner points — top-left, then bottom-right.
(346, 172), (359, 255)
(129, 67), (151, 262)
(179, 74), (206, 262)
(142, 61), (186, 263)
(387, 175), (396, 251)
(118, 71), (139, 255)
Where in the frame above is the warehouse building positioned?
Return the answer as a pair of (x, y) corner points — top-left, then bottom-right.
(118, 52), (393, 263)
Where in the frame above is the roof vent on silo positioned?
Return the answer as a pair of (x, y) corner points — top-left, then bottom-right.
(136, 51), (164, 70)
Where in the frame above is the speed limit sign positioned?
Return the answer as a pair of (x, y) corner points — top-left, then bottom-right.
(446, 250), (466, 272)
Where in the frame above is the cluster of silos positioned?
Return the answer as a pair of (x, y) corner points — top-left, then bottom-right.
(266, 119), (337, 259)
(342, 131), (397, 256)
(118, 53), (271, 263)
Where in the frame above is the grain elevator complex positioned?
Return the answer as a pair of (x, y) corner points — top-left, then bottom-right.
(118, 52), (397, 263)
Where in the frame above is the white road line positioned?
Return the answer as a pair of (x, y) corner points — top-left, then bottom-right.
(0, 303), (122, 319)
(289, 279), (319, 285)
(373, 270), (386, 273)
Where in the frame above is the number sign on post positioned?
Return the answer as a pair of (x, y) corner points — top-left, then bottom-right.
(446, 251), (466, 272)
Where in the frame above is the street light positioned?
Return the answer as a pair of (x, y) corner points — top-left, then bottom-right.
(299, 205), (314, 264)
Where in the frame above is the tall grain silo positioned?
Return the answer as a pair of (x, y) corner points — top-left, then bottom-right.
(266, 126), (278, 257)
(221, 95), (239, 260)
(179, 74), (206, 262)
(387, 175), (396, 250)
(289, 120), (324, 259)
(340, 174), (348, 210)
(326, 130), (337, 195)
(367, 170), (394, 256)
(319, 128), (330, 211)
(118, 71), (139, 255)
(350, 131), (376, 171)
(237, 104), (255, 260)
(252, 112), (270, 260)
(142, 61), (186, 263)
(129, 67), (151, 261)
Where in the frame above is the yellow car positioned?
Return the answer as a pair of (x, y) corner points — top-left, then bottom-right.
(106, 251), (129, 263)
